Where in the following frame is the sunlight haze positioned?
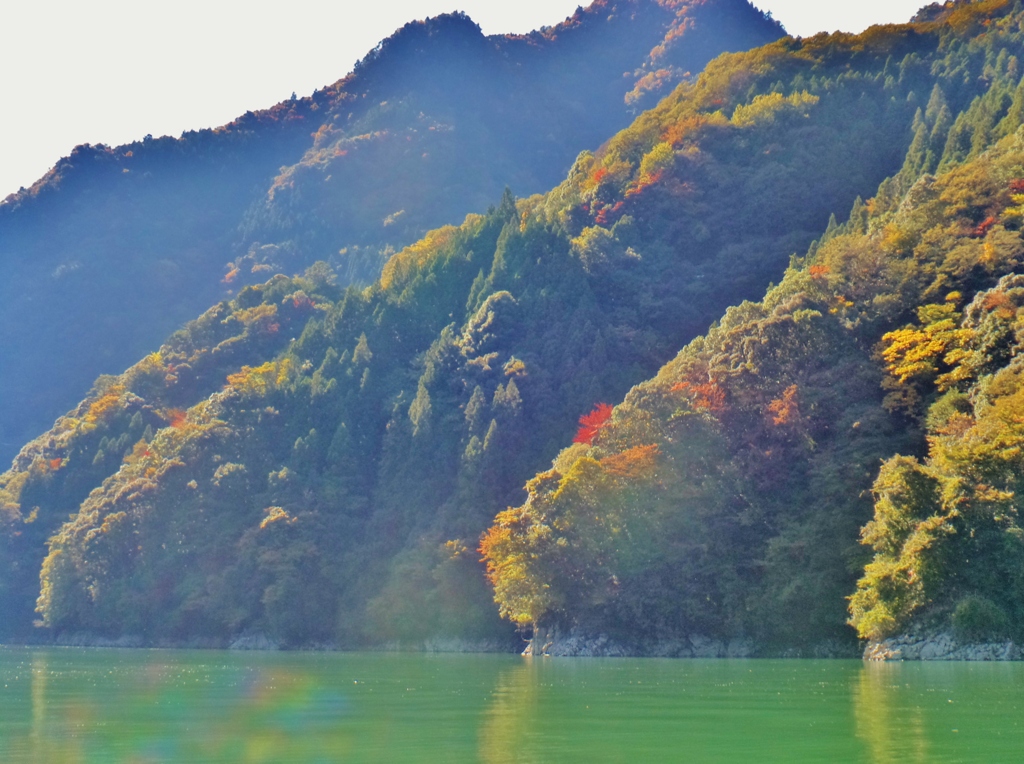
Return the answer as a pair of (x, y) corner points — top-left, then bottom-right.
(1, 0), (931, 198)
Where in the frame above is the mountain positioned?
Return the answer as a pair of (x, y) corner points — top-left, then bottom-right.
(483, 0), (1024, 654)
(3, 0), (992, 647)
(0, 0), (783, 466)
(12, 1), (1024, 655)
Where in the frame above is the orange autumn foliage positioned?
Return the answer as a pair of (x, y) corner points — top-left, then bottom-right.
(165, 409), (187, 429)
(982, 289), (1016, 318)
(600, 444), (660, 478)
(672, 379), (726, 413)
(767, 384), (800, 426)
(573, 403), (614, 444)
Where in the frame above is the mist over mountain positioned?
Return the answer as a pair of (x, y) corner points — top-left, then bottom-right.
(0, 0), (782, 466)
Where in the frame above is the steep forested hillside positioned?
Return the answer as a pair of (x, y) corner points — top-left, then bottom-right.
(0, 0), (782, 465)
(484, 0), (1024, 653)
(0, 0), (974, 647)
(9, 1), (1024, 653)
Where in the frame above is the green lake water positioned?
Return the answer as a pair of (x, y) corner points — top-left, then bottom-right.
(0, 647), (1022, 762)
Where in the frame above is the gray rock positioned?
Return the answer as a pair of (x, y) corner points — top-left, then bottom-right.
(726, 639), (754, 658)
(229, 633), (280, 651)
(56, 632), (145, 648)
(423, 637), (518, 653)
(689, 635), (725, 658)
(919, 641), (941, 660)
(865, 631), (1021, 662)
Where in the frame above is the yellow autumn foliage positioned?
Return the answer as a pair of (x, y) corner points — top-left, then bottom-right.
(84, 384), (126, 425)
(380, 224), (461, 291)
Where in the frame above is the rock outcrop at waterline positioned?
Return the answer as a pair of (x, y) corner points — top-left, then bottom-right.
(865, 633), (1022, 661)
(522, 624), (864, 658)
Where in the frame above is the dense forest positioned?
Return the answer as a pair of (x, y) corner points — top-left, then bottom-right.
(7, 0), (1024, 654)
(484, 0), (1024, 652)
(0, 0), (782, 466)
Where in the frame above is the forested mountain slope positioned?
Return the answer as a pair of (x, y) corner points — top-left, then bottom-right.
(0, 0), (782, 465)
(7, 1), (1021, 650)
(484, 0), (1024, 653)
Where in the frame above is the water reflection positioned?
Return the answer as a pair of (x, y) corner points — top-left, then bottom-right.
(30, 653), (45, 760)
(853, 662), (929, 764)
(480, 658), (867, 764)
(479, 659), (540, 764)
(3, 649), (1024, 763)
(853, 660), (1024, 764)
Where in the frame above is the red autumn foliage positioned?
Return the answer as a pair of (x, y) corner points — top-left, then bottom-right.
(809, 264), (830, 279)
(49, 458), (63, 470)
(222, 267), (240, 284)
(626, 172), (663, 198)
(974, 215), (997, 237)
(573, 403), (614, 444)
(291, 294), (315, 310)
(595, 201), (625, 225)
(1010, 179), (1024, 193)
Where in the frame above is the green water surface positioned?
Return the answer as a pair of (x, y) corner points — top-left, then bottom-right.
(0, 647), (1021, 762)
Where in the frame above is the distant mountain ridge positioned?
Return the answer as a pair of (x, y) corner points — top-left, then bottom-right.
(0, 0), (782, 465)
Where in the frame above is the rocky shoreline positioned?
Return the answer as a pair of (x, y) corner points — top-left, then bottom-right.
(864, 632), (1021, 661)
(523, 626), (1024, 661)
(523, 625), (859, 659)
(7, 628), (1019, 661)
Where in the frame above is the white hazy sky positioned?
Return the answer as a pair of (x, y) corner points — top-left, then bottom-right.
(0, 1), (929, 198)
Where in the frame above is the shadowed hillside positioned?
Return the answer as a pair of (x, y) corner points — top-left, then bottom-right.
(0, 0), (782, 465)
